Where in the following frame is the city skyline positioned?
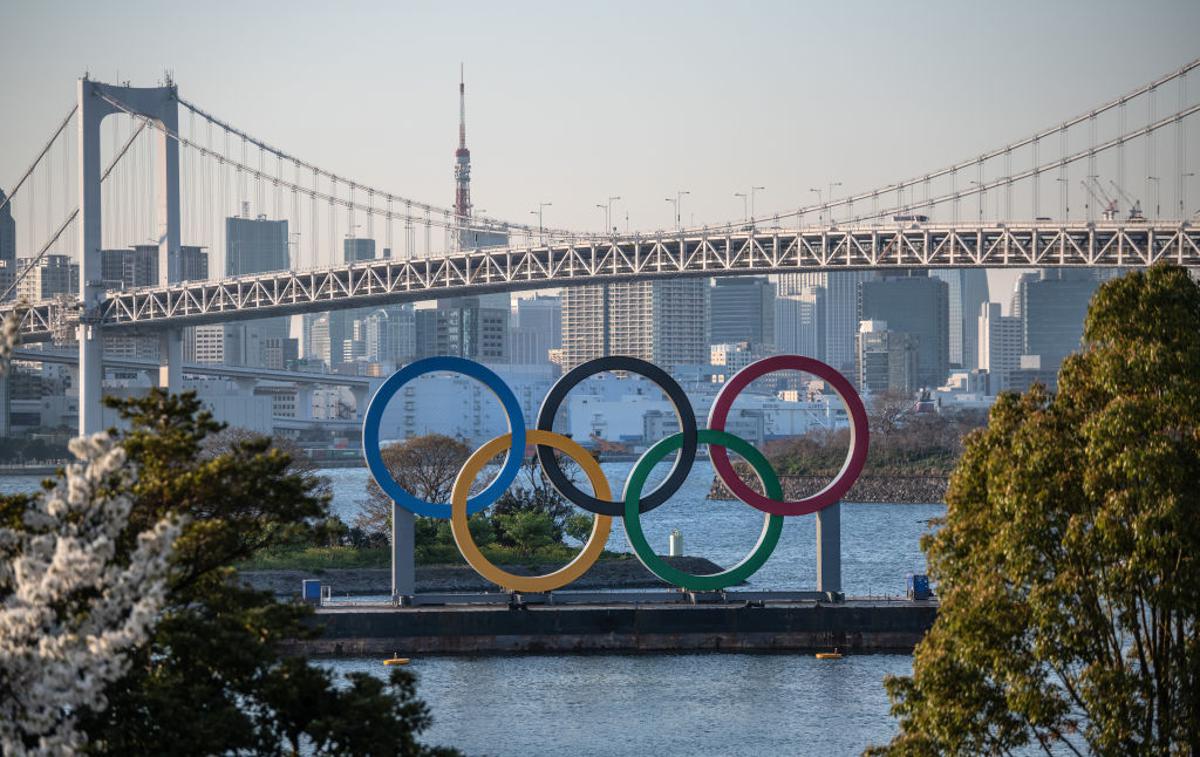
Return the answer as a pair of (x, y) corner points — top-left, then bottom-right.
(4, 1), (1200, 302)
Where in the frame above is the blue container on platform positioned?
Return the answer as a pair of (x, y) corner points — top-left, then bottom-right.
(302, 579), (322, 604)
(906, 574), (931, 600)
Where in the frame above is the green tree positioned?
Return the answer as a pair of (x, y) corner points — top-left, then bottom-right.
(356, 434), (473, 538)
(493, 510), (556, 556)
(60, 391), (457, 756)
(870, 265), (1200, 756)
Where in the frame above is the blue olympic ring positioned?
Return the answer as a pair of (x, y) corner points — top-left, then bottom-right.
(361, 356), (527, 518)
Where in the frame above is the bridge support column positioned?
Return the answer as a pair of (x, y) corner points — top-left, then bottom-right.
(76, 77), (179, 437)
(158, 328), (182, 394)
(816, 502), (842, 597)
(392, 504), (415, 601)
(350, 384), (369, 420)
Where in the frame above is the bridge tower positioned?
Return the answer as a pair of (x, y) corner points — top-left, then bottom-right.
(77, 78), (181, 435)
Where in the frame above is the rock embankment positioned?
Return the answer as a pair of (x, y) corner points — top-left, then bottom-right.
(241, 556), (731, 597)
(710, 473), (947, 504)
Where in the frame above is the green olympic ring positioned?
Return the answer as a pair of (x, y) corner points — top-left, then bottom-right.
(623, 429), (785, 591)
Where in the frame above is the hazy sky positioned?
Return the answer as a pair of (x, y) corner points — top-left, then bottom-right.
(2, 0), (1199, 300)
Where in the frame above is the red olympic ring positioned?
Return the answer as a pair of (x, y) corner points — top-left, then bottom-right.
(707, 354), (870, 516)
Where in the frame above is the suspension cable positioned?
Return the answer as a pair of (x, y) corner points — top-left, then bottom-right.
(0, 104), (77, 215)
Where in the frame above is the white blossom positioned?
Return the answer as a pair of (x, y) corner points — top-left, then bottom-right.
(0, 307), (18, 376)
(0, 433), (181, 755)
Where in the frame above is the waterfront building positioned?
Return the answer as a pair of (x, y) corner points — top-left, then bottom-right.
(0, 189), (15, 300)
(509, 294), (561, 365)
(977, 302), (1022, 394)
(778, 271), (874, 378)
(1017, 269), (1100, 374)
(415, 294), (509, 362)
(930, 269), (989, 369)
(709, 277), (775, 348)
(219, 213), (293, 367)
(775, 286), (826, 361)
(855, 320), (919, 394)
(15, 254), (77, 301)
(560, 280), (709, 372)
(858, 271), (949, 389)
(710, 341), (775, 382)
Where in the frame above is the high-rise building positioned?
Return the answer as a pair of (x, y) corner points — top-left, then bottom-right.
(343, 237), (376, 262)
(362, 305), (416, 365)
(856, 320), (919, 394)
(560, 280), (709, 372)
(931, 269), (989, 370)
(0, 189), (15, 301)
(15, 254), (78, 301)
(709, 277), (776, 347)
(178, 246), (210, 363)
(977, 302), (1023, 394)
(775, 287), (826, 361)
(415, 294), (509, 362)
(858, 271), (950, 389)
(1018, 270), (1100, 374)
(510, 295), (561, 365)
(779, 271), (874, 377)
(219, 214), (293, 367)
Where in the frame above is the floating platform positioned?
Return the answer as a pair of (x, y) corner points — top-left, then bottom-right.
(291, 595), (937, 656)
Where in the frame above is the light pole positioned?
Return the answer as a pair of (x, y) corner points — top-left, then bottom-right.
(530, 201), (551, 241)
(1056, 177), (1069, 221)
(827, 181), (842, 224)
(734, 192), (748, 222)
(1184, 173), (1196, 217)
(599, 196), (621, 234)
(970, 181), (985, 222)
(810, 188), (823, 224)
(750, 186), (765, 221)
(1148, 176), (1161, 219)
(665, 190), (689, 230)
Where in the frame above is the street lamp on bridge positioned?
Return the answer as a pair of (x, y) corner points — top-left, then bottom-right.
(530, 202), (552, 242)
(827, 182), (842, 224)
(665, 190), (689, 231)
(596, 196), (621, 235)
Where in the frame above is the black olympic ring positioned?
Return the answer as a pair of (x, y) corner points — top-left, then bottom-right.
(535, 355), (698, 517)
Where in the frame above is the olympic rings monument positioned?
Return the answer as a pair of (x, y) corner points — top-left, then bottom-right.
(361, 353), (869, 601)
(296, 353), (939, 655)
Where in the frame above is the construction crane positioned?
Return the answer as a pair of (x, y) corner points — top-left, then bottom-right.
(1080, 179), (1119, 221)
(1108, 180), (1146, 222)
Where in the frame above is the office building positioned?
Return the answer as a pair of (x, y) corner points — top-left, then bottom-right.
(561, 280), (709, 373)
(210, 214), (294, 366)
(775, 286), (826, 361)
(779, 271), (874, 377)
(977, 302), (1023, 394)
(0, 189), (15, 300)
(415, 293), (509, 363)
(931, 269), (989, 369)
(362, 305), (416, 365)
(858, 271), (950, 389)
(856, 320), (919, 394)
(1017, 270), (1100, 374)
(15, 254), (78, 301)
(510, 295), (561, 365)
(709, 277), (775, 347)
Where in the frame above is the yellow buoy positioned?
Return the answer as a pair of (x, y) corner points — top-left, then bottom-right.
(815, 650), (844, 660)
(383, 655), (410, 666)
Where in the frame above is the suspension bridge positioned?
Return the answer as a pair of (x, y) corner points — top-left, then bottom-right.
(1, 60), (1198, 436)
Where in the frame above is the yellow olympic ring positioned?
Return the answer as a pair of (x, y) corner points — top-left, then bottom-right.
(450, 429), (613, 592)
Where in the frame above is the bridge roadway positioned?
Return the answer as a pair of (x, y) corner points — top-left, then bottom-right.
(9, 348), (374, 387)
(7, 220), (1199, 342)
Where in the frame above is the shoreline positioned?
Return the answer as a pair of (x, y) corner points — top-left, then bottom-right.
(241, 556), (734, 597)
(711, 474), (948, 505)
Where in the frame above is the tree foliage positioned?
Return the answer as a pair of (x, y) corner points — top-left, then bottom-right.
(0, 434), (179, 754)
(48, 391), (458, 756)
(871, 265), (1200, 755)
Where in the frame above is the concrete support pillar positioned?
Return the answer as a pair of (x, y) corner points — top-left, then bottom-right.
(350, 384), (369, 420)
(293, 383), (315, 421)
(75, 78), (179, 437)
(392, 504), (415, 600)
(816, 501), (842, 596)
(78, 79), (105, 436)
(158, 328), (182, 393)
